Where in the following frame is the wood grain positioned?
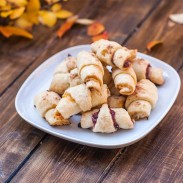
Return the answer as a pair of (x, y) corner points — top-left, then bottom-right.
(0, 0), (159, 182)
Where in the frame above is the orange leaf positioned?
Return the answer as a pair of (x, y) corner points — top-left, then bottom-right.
(55, 9), (73, 19)
(0, 26), (33, 39)
(51, 3), (62, 12)
(39, 11), (57, 27)
(146, 40), (163, 51)
(87, 22), (105, 36)
(92, 31), (109, 42)
(57, 15), (78, 38)
(10, 7), (25, 19)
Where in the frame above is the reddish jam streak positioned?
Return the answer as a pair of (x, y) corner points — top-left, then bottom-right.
(146, 64), (151, 79)
(92, 111), (100, 126)
(124, 61), (130, 68)
(109, 108), (119, 129)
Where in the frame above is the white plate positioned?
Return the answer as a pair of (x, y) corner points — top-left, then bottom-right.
(15, 45), (181, 149)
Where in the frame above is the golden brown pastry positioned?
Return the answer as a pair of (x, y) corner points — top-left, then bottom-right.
(108, 81), (120, 96)
(77, 51), (104, 92)
(112, 67), (137, 95)
(132, 58), (164, 85)
(54, 56), (77, 74)
(49, 68), (82, 95)
(34, 91), (69, 125)
(125, 79), (158, 120)
(91, 39), (137, 69)
(56, 84), (110, 119)
(108, 95), (126, 108)
(80, 104), (134, 133)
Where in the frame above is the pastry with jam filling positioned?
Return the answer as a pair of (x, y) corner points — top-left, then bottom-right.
(80, 104), (133, 133)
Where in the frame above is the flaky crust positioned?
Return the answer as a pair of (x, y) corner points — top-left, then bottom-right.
(125, 79), (158, 120)
(112, 67), (137, 95)
(77, 51), (104, 92)
(54, 56), (77, 74)
(125, 79), (158, 109)
(34, 91), (61, 117)
(56, 84), (110, 119)
(45, 109), (70, 126)
(132, 58), (164, 85)
(81, 104), (133, 133)
(91, 39), (137, 69)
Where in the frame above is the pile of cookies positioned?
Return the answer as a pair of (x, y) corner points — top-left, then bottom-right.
(34, 39), (164, 133)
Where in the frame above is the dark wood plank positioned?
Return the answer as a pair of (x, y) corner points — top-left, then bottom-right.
(10, 136), (119, 183)
(0, 0), (159, 182)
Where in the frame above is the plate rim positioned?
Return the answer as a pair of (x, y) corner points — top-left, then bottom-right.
(15, 45), (181, 149)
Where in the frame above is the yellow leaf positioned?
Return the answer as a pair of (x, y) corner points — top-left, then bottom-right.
(15, 14), (33, 30)
(0, 26), (33, 39)
(55, 10), (73, 19)
(51, 3), (62, 12)
(10, 7), (25, 19)
(27, 0), (40, 12)
(1, 10), (12, 18)
(0, 4), (11, 11)
(45, 0), (60, 5)
(0, 0), (6, 7)
(39, 11), (57, 27)
(8, 0), (28, 7)
(26, 12), (39, 24)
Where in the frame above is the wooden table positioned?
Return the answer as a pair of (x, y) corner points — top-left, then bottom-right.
(0, 0), (182, 182)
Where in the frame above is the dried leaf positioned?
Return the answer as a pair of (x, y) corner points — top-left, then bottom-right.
(8, 0), (28, 7)
(51, 3), (62, 12)
(0, 26), (33, 39)
(146, 40), (163, 51)
(27, 0), (40, 12)
(0, 0), (7, 7)
(10, 7), (25, 19)
(76, 18), (94, 25)
(15, 14), (33, 30)
(1, 10), (12, 18)
(169, 13), (183, 24)
(45, 0), (59, 5)
(55, 9), (73, 19)
(92, 31), (108, 42)
(39, 11), (57, 27)
(57, 15), (78, 38)
(87, 22), (105, 36)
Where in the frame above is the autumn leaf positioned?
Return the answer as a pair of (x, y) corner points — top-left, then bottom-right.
(51, 3), (62, 12)
(146, 40), (163, 51)
(55, 9), (73, 19)
(87, 22), (105, 36)
(92, 31), (109, 42)
(169, 13), (183, 24)
(76, 18), (94, 25)
(39, 11), (57, 27)
(0, 26), (33, 39)
(45, 0), (60, 5)
(57, 15), (78, 38)
(15, 14), (33, 30)
(1, 10), (12, 18)
(8, 0), (28, 7)
(10, 7), (25, 19)
(27, 0), (40, 12)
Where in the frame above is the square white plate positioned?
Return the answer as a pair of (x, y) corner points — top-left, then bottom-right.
(15, 45), (181, 149)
